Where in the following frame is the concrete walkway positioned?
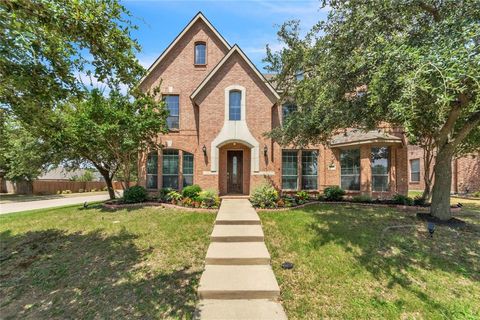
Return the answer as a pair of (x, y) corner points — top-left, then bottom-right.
(196, 199), (287, 319)
(0, 192), (120, 215)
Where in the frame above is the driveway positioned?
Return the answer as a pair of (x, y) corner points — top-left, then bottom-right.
(0, 192), (122, 215)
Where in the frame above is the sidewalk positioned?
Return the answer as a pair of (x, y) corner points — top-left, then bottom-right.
(0, 192), (121, 215)
(195, 199), (287, 319)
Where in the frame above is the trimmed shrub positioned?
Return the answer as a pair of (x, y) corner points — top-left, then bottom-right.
(182, 184), (202, 199)
(413, 196), (426, 206)
(392, 193), (414, 206)
(250, 183), (279, 208)
(283, 195), (297, 207)
(295, 190), (310, 204)
(197, 189), (220, 208)
(158, 188), (173, 202)
(472, 191), (480, 198)
(323, 186), (345, 201)
(123, 186), (148, 203)
(78, 188), (85, 193)
(352, 194), (372, 203)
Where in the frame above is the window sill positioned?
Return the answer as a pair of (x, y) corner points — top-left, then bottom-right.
(194, 64), (207, 68)
(409, 181), (420, 184)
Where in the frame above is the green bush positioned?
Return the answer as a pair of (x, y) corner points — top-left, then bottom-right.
(250, 183), (279, 208)
(197, 189), (220, 208)
(323, 186), (345, 201)
(158, 188), (173, 202)
(351, 194), (372, 203)
(413, 196), (426, 206)
(182, 184), (202, 199)
(283, 195), (297, 207)
(166, 190), (183, 203)
(123, 185), (148, 203)
(392, 193), (414, 206)
(295, 190), (310, 204)
(472, 191), (480, 198)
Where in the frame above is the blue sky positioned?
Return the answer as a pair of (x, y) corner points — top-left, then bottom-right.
(122, 0), (329, 72)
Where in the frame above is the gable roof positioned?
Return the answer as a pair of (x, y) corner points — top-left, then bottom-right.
(190, 45), (280, 101)
(138, 12), (231, 87)
(330, 129), (402, 147)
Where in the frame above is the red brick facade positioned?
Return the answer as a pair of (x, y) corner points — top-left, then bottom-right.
(138, 13), (409, 197)
(408, 145), (480, 194)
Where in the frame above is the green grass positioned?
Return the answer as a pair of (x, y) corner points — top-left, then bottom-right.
(260, 202), (480, 319)
(0, 205), (215, 319)
(0, 191), (111, 204)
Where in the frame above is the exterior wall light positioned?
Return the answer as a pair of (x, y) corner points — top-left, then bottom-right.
(202, 145), (207, 156)
(264, 145), (268, 156)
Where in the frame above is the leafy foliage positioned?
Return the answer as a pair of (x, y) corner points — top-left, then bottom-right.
(158, 188), (173, 202)
(181, 185), (202, 199)
(123, 186), (148, 204)
(0, 0), (144, 123)
(0, 111), (57, 181)
(323, 186), (345, 201)
(250, 182), (279, 208)
(392, 194), (414, 206)
(197, 189), (220, 208)
(351, 195), (372, 203)
(295, 190), (310, 204)
(265, 1), (480, 219)
(166, 190), (183, 203)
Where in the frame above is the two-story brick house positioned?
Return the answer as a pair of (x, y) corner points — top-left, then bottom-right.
(137, 12), (409, 197)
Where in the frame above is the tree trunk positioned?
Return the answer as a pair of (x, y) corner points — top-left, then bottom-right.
(97, 169), (115, 200)
(422, 147), (434, 201)
(430, 146), (453, 220)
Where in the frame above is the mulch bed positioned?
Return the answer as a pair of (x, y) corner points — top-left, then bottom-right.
(102, 201), (218, 212)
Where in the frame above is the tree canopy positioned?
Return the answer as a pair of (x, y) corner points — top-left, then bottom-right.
(0, 0), (144, 122)
(265, 0), (480, 219)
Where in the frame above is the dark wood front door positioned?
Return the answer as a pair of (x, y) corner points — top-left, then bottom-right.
(227, 150), (243, 194)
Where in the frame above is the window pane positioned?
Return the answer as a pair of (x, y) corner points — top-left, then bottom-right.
(282, 104), (297, 121)
(340, 149), (360, 190)
(182, 152), (194, 187)
(162, 149), (179, 189)
(410, 159), (420, 182)
(195, 43), (206, 64)
(164, 95), (179, 130)
(147, 175), (158, 189)
(282, 151), (298, 190)
(371, 147), (389, 191)
(302, 151), (318, 190)
(147, 152), (158, 174)
(229, 90), (241, 121)
(146, 152), (158, 189)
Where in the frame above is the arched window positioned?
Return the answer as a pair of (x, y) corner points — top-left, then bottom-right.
(195, 42), (206, 65)
(229, 90), (241, 121)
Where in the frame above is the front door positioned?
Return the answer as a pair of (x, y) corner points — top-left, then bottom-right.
(227, 150), (243, 194)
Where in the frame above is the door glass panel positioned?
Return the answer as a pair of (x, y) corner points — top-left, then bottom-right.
(232, 156), (237, 184)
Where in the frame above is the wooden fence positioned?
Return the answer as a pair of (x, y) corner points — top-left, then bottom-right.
(31, 180), (107, 195)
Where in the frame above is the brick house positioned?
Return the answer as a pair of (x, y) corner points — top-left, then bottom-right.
(407, 146), (480, 194)
(137, 12), (409, 197)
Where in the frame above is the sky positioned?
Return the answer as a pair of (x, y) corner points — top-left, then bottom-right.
(122, 0), (329, 72)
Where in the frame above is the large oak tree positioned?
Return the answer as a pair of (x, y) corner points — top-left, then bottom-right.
(265, 0), (480, 220)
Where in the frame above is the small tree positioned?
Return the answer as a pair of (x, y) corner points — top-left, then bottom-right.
(60, 88), (167, 199)
(0, 110), (57, 181)
(265, 0), (480, 220)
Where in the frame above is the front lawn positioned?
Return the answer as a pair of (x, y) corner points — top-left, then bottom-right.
(260, 202), (480, 319)
(0, 205), (215, 319)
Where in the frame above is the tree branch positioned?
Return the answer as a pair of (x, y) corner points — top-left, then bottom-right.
(437, 101), (462, 146)
(418, 2), (441, 22)
(452, 110), (480, 149)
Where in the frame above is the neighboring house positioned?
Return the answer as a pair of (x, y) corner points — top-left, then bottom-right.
(38, 167), (103, 181)
(137, 12), (409, 197)
(408, 145), (480, 194)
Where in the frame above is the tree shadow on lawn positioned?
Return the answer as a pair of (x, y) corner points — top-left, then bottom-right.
(303, 205), (480, 312)
(0, 228), (201, 319)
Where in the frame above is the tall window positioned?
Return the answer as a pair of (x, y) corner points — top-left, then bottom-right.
(229, 90), (241, 120)
(302, 151), (318, 190)
(146, 152), (158, 189)
(371, 147), (390, 192)
(162, 149), (179, 189)
(183, 152), (194, 187)
(410, 159), (420, 182)
(282, 151), (298, 189)
(195, 42), (206, 65)
(340, 149), (360, 190)
(282, 104), (297, 122)
(164, 95), (179, 130)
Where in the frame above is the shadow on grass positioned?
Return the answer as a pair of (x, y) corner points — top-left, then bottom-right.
(303, 205), (480, 315)
(0, 228), (200, 319)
